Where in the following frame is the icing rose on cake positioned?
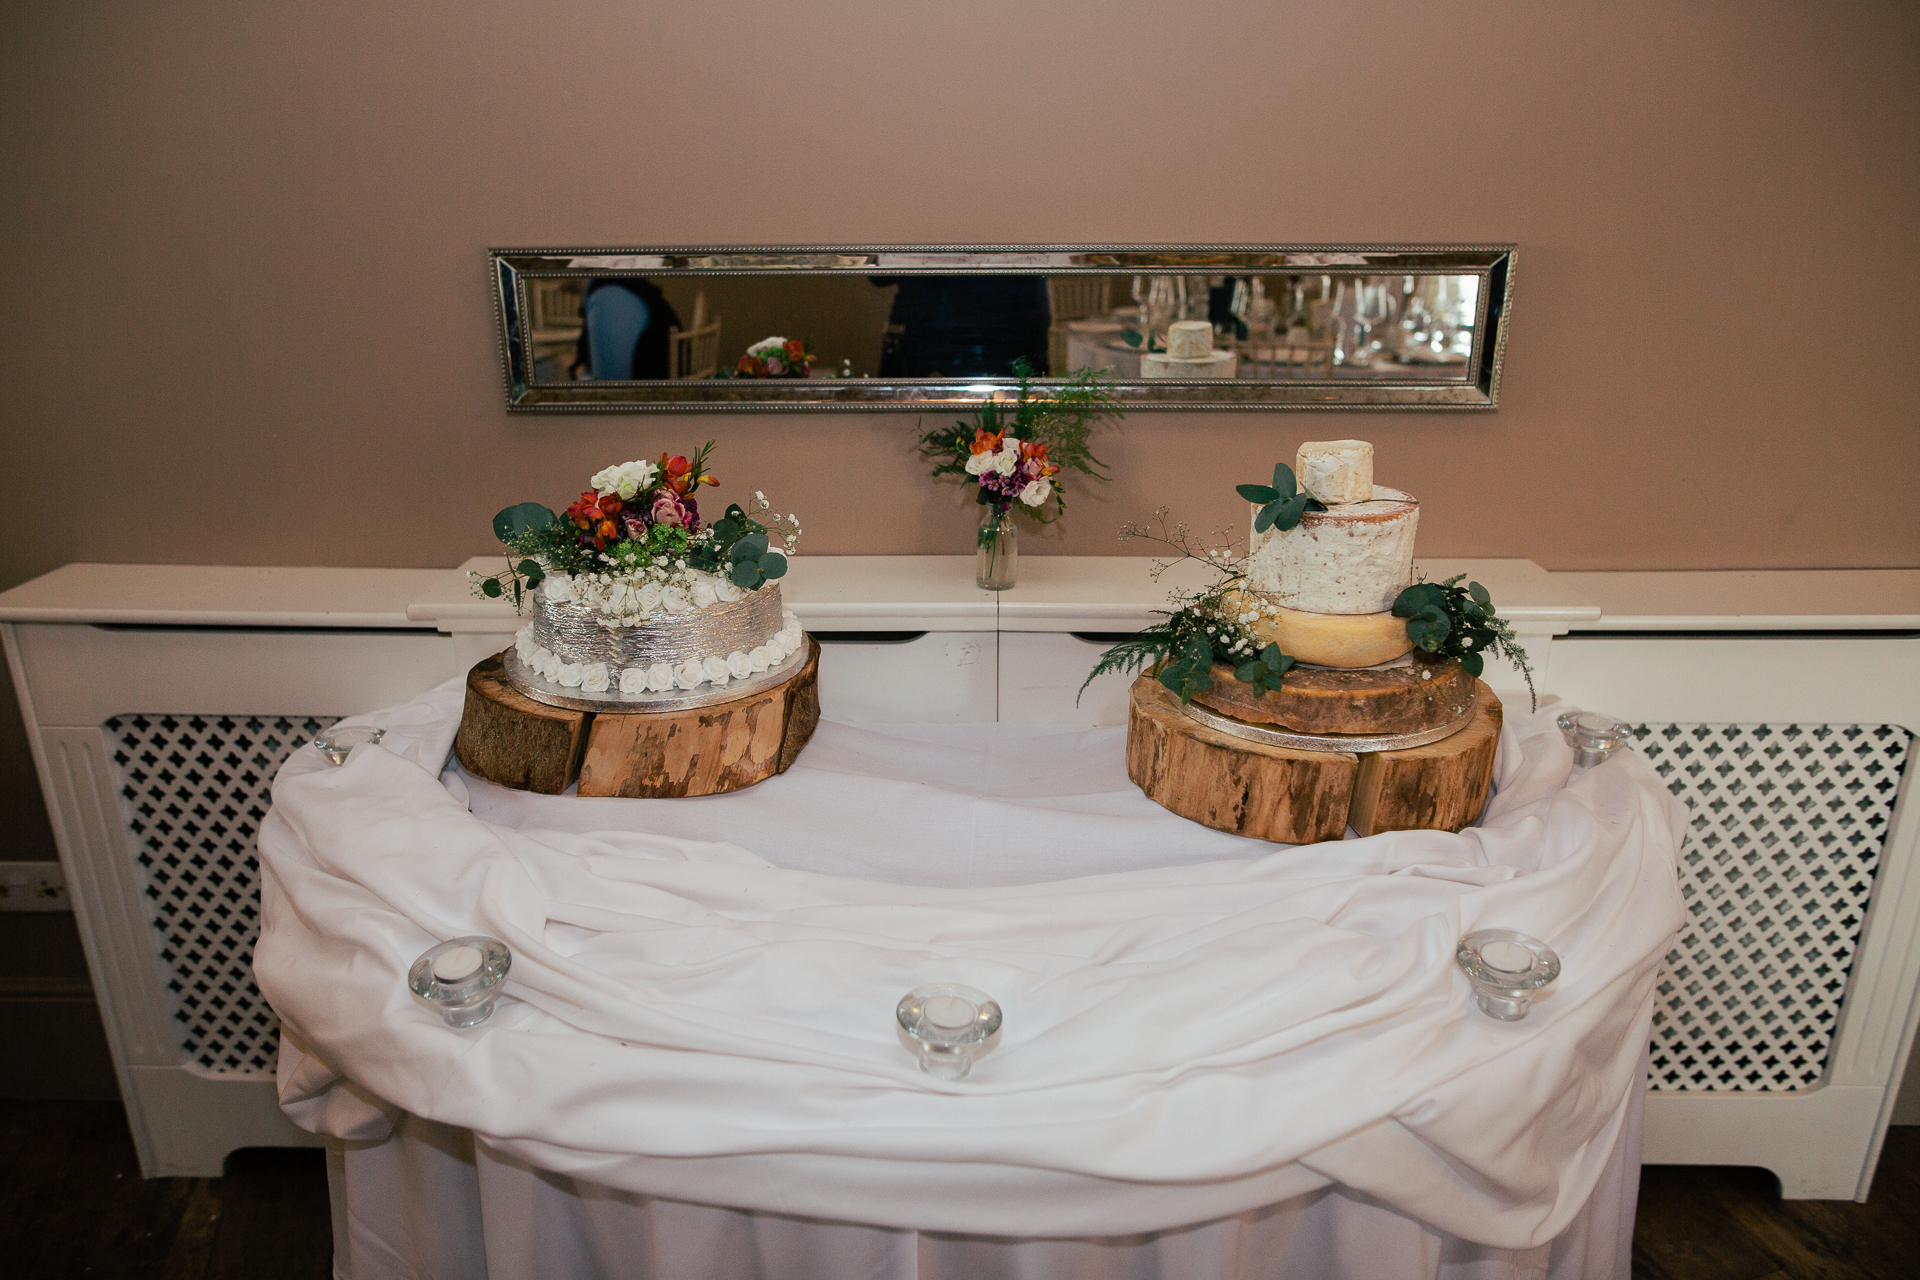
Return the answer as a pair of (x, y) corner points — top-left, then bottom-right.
(727, 651), (754, 680)
(580, 663), (610, 694)
(702, 655), (731, 685)
(646, 662), (675, 692)
(748, 646), (774, 671)
(556, 662), (584, 688)
(674, 658), (703, 690)
(619, 667), (646, 694)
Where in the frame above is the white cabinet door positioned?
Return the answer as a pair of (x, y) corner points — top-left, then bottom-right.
(814, 632), (996, 724)
(997, 631), (1136, 727)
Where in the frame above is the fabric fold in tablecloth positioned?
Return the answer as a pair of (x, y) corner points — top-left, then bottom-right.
(256, 678), (1684, 1245)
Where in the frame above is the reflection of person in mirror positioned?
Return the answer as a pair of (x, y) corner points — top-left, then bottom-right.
(871, 276), (1050, 378)
(575, 279), (681, 380)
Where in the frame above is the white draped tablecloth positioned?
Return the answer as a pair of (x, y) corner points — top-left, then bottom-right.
(254, 679), (1686, 1280)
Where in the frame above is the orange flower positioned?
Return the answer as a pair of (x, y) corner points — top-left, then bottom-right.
(970, 426), (1005, 456)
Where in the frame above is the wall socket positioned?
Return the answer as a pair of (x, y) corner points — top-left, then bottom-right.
(0, 862), (70, 912)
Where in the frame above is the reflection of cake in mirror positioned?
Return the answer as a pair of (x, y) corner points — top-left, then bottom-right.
(1237, 439), (1420, 668)
(1141, 319), (1238, 379)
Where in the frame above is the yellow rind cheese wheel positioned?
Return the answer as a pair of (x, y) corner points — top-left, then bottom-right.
(1226, 591), (1414, 668)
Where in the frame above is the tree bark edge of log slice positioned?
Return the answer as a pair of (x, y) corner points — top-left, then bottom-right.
(1126, 674), (1504, 844)
(1126, 675), (1357, 845)
(454, 638), (821, 798)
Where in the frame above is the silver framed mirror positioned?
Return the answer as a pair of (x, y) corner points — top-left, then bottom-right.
(491, 244), (1513, 412)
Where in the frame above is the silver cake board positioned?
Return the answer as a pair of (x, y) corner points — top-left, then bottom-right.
(503, 641), (809, 715)
(1178, 682), (1478, 754)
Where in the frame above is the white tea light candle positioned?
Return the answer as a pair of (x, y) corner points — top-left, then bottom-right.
(1479, 940), (1532, 973)
(433, 945), (484, 982)
(923, 995), (974, 1029)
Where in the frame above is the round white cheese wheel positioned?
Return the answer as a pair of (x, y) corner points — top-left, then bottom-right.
(1245, 486), (1419, 615)
(1227, 592), (1414, 668)
(1165, 320), (1213, 359)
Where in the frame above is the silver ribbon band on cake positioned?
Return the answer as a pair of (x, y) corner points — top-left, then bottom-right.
(529, 585), (784, 671)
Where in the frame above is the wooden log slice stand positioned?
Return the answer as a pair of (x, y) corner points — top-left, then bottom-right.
(454, 637), (821, 799)
(1127, 666), (1501, 844)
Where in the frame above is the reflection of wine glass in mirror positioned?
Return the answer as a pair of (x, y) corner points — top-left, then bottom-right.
(1142, 276), (1178, 350)
(1350, 279), (1389, 366)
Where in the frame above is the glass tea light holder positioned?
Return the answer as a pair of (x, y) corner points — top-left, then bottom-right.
(1557, 711), (1632, 769)
(408, 936), (512, 1028)
(897, 983), (1002, 1080)
(313, 725), (386, 765)
(1456, 930), (1561, 1022)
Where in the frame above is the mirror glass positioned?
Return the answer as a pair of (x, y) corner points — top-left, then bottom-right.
(492, 247), (1512, 411)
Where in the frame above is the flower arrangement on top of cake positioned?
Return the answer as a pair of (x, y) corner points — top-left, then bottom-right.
(471, 442), (807, 700)
(733, 336), (818, 378)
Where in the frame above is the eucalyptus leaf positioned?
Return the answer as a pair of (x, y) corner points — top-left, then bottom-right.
(730, 562), (762, 589)
(480, 578), (502, 598)
(1253, 500), (1283, 533)
(1236, 484), (1280, 504)
(731, 533), (769, 561)
(1235, 661), (1265, 684)
(758, 552), (787, 579)
(492, 502), (556, 544)
(1469, 581), (1491, 606)
(1272, 463), (1297, 501)
(1460, 652), (1485, 677)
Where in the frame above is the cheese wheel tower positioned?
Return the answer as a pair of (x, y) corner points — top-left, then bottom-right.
(1242, 440), (1418, 668)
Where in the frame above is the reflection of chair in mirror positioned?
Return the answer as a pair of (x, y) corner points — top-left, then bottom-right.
(1046, 277), (1113, 375)
(529, 281), (585, 379)
(669, 291), (722, 380)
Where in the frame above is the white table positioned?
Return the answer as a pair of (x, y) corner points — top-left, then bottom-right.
(256, 683), (1688, 1280)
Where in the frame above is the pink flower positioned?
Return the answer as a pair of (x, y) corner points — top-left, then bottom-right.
(765, 356), (786, 376)
(651, 494), (690, 528)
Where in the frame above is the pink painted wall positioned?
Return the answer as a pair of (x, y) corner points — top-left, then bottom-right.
(1, 1), (1914, 582)
(1, 2), (1915, 857)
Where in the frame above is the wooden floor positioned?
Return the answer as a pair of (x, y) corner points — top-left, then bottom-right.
(2, 1101), (1917, 1279)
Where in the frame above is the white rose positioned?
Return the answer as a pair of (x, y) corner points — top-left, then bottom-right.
(690, 576), (718, 609)
(703, 655), (732, 685)
(580, 663), (610, 693)
(647, 662), (675, 692)
(556, 662), (584, 688)
(748, 646), (774, 672)
(748, 336), (787, 358)
(661, 587), (691, 614)
(1019, 477), (1052, 507)
(674, 658), (704, 689)
(964, 451), (993, 476)
(543, 574), (573, 604)
(993, 448), (1019, 477)
(614, 460), (656, 500)
(589, 465), (622, 496)
(714, 578), (743, 603)
(727, 651), (754, 680)
(637, 582), (664, 612)
(619, 667), (646, 694)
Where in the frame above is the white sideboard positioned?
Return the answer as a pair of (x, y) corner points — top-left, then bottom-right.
(3, 559), (1916, 1205)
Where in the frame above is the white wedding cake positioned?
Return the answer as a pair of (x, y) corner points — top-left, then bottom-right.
(1239, 440), (1420, 668)
(478, 447), (808, 705)
(1141, 319), (1238, 379)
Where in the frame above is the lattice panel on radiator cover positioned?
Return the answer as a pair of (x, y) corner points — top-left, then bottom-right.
(107, 713), (338, 1076)
(1633, 722), (1912, 1092)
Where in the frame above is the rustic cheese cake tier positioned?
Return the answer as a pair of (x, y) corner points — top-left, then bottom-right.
(1224, 590), (1415, 668)
(1245, 485), (1419, 615)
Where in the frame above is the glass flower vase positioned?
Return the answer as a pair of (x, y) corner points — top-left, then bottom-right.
(976, 508), (1018, 591)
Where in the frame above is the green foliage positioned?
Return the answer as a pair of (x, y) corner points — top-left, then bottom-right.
(1392, 575), (1537, 710)
(472, 556), (546, 610)
(1236, 463), (1325, 534)
(1234, 642), (1296, 694)
(1158, 636), (1216, 701)
(693, 503), (787, 591)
